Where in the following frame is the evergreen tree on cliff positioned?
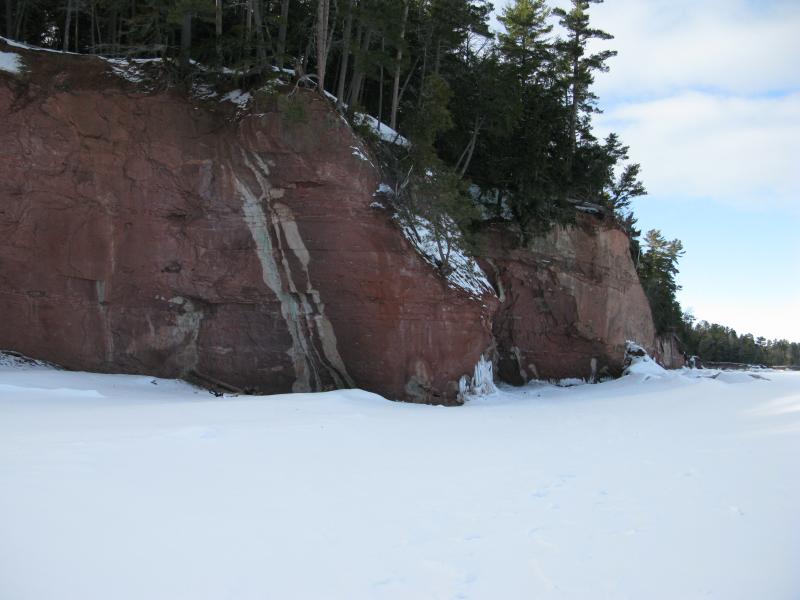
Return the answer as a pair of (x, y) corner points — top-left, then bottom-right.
(552, 0), (616, 185)
(0, 0), (647, 249)
(638, 230), (685, 334)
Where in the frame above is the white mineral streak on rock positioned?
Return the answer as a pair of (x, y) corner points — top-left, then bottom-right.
(235, 150), (353, 391)
(169, 297), (204, 370)
(272, 201), (353, 388)
(235, 164), (312, 391)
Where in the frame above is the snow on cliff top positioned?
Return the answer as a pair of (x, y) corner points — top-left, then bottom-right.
(220, 88), (252, 108)
(321, 90), (410, 147)
(0, 36), (411, 153)
(2, 357), (799, 599)
(1, 35), (77, 54)
(353, 112), (410, 147)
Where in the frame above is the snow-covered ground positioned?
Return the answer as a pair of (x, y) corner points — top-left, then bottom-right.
(1, 357), (799, 600)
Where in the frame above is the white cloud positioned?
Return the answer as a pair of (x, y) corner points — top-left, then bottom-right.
(595, 91), (800, 208)
(493, 0), (800, 96)
(588, 0), (800, 99)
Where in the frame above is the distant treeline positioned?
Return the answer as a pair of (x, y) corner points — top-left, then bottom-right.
(636, 235), (799, 365)
(679, 319), (800, 367)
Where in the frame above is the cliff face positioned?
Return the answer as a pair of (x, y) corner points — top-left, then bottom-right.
(0, 42), (497, 404)
(0, 41), (677, 403)
(479, 216), (679, 383)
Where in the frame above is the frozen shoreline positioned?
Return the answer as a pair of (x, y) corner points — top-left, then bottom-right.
(1, 359), (799, 599)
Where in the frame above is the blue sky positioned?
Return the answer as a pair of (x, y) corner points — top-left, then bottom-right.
(491, 0), (800, 341)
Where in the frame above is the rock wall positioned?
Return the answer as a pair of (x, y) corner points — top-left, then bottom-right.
(0, 40), (680, 403)
(0, 41), (496, 404)
(654, 333), (687, 370)
(479, 216), (665, 383)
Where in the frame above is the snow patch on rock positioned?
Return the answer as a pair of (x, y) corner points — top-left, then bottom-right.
(350, 146), (371, 163)
(0, 351), (54, 370)
(1, 35), (76, 54)
(192, 82), (218, 100)
(0, 50), (23, 74)
(221, 89), (252, 108)
(624, 341), (668, 378)
(399, 214), (493, 299)
(102, 57), (156, 84)
(353, 113), (410, 147)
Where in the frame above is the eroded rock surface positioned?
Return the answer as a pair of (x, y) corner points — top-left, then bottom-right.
(0, 40), (681, 402)
(0, 41), (496, 404)
(479, 216), (665, 383)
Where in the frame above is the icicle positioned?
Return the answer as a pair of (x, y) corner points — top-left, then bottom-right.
(459, 355), (497, 401)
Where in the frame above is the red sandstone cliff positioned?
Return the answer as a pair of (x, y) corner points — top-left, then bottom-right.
(479, 216), (684, 383)
(0, 40), (679, 403)
(0, 41), (496, 404)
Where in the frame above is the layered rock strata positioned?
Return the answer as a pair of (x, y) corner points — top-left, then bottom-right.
(0, 41), (496, 404)
(478, 216), (680, 383)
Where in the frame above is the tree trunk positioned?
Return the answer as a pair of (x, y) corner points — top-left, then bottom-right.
(397, 55), (418, 109)
(347, 23), (363, 100)
(181, 11), (193, 69)
(335, 0), (353, 108)
(389, 0), (409, 130)
(377, 36), (384, 123)
(418, 20), (432, 108)
(108, 7), (116, 52)
(325, 1), (337, 61)
(90, 1), (95, 51)
(12, 0), (20, 39)
(458, 116), (483, 178)
(301, 34), (312, 74)
(276, 0), (290, 68)
(63, 0), (72, 52)
(242, 0), (253, 71)
(315, 0), (330, 93)
(5, 0), (13, 38)
(252, 0), (267, 67)
(348, 28), (372, 107)
(568, 31), (581, 166)
(215, 0), (223, 60)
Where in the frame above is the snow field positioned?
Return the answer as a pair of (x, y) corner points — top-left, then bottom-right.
(1, 360), (799, 599)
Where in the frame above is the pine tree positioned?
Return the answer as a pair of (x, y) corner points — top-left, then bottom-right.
(552, 0), (616, 176)
(497, 0), (551, 82)
(638, 230), (685, 333)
